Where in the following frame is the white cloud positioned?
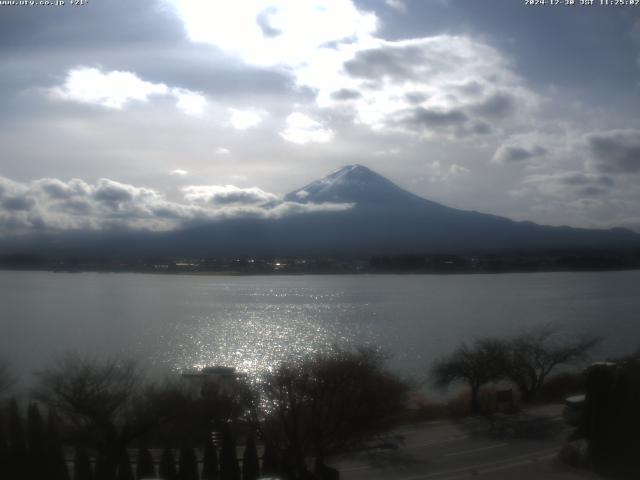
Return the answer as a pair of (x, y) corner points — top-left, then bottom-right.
(384, 0), (406, 12)
(50, 67), (207, 116)
(0, 175), (353, 235)
(170, 169), (189, 177)
(280, 112), (334, 144)
(51, 67), (169, 109)
(172, 88), (207, 116)
(215, 147), (231, 155)
(229, 108), (263, 129)
(183, 184), (278, 205)
(449, 164), (469, 176)
(165, 0), (377, 67)
(424, 161), (470, 183)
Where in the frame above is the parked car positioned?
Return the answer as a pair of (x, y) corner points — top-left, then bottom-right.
(562, 394), (585, 426)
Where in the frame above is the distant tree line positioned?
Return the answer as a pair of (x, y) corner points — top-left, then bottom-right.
(369, 250), (640, 273)
(3, 248), (640, 274)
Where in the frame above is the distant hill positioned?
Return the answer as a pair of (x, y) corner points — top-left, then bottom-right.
(1, 165), (639, 257)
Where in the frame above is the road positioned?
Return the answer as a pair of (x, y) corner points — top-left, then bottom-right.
(331, 405), (601, 480)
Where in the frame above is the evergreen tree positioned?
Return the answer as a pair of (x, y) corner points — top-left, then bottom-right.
(95, 451), (116, 480)
(201, 439), (219, 480)
(46, 410), (70, 480)
(27, 403), (47, 480)
(241, 435), (259, 480)
(9, 398), (27, 480)
(116, 451), (135, 480)
(136, 441), (156, 479)
(219, 425), (240, 480)
(159, 447), (178, 480)
(178, 445), (199, 480)
(1, 426), (10, 480)
(260, 442), (279, 477)
(74, 445), (94, 480)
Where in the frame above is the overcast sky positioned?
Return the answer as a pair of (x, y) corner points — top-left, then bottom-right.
(0, 0), (639, 235)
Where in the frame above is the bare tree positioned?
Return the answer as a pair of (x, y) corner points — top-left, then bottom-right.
(504, 328), (599, 403)
(33, 353), (141, 475)
(261, 347), (408, 479)
(431, 338), (508, 414)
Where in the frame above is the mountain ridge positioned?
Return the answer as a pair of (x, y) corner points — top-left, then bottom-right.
(0, 165), (638, 257)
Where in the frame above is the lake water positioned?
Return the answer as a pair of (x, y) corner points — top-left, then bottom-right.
(1, 270), (639, 389)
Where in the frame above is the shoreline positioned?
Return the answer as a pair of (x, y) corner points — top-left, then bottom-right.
(1, 266), (640, 276)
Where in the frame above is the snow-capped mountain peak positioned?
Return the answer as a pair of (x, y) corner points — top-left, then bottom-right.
(285, 164), (428, 207)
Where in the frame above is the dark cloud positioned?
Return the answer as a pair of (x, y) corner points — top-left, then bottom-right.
(454, 81), (485, 97)
(211, 190), (274, 205)
(587, 129), (640, 174)
(1, 196), (34, 212)
(560, 173), (614, 187)
(344, 44), (429, 80)
(469, 121), (493, 136)
(404, 107), (467, 128)
(331, 89), (362, 101)
(492, 144), (546, 164)
(0, 0), (185, 53)
(405, 92), (428, 104)
(578, 186), (608, 196)
(472, 92), (516, 119)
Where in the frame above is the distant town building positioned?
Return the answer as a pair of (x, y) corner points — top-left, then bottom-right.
(181, 366), (247, 396)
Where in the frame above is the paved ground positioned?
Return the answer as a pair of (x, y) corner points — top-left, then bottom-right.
(331, 405), (601, 480)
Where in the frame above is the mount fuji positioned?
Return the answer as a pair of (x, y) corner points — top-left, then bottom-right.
(157, 164), (638, 257)
(4, 165), (639, 258)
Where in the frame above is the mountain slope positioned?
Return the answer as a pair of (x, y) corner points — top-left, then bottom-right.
(2, 165), (638, 257)
(159, 165), (638, 257)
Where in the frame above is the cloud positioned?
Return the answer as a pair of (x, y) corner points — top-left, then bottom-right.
(163, 2), (538, 140)
(229, 108), (263, 129)
(51, 67), (168, 109)
(491, 144), (547, 164)
(215, 147), (231, 155)
(165, 0), (377, 67)
(449, 164), (470, 176)
(331, 88), (361, 101)
(587, 129), (640, 174)
(280, 112), (334, 144)
(384, 0), (406, 12)
(423, 161), (470, 184)
(471, 93), (517, 119)
(0, 175), (353, 236)
(401, 107), (467, 129)
(50, 67), (207, 116)
(321, 36), (537, 136)
(172, 88), (207, 116)
(182, 185), (278, 205)
(514, 171), (615, 200)
(170, 169), (189, 177)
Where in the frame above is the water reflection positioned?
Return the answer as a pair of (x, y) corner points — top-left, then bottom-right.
(159, 296), (378, 378)
(2, 271), (639, 386)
